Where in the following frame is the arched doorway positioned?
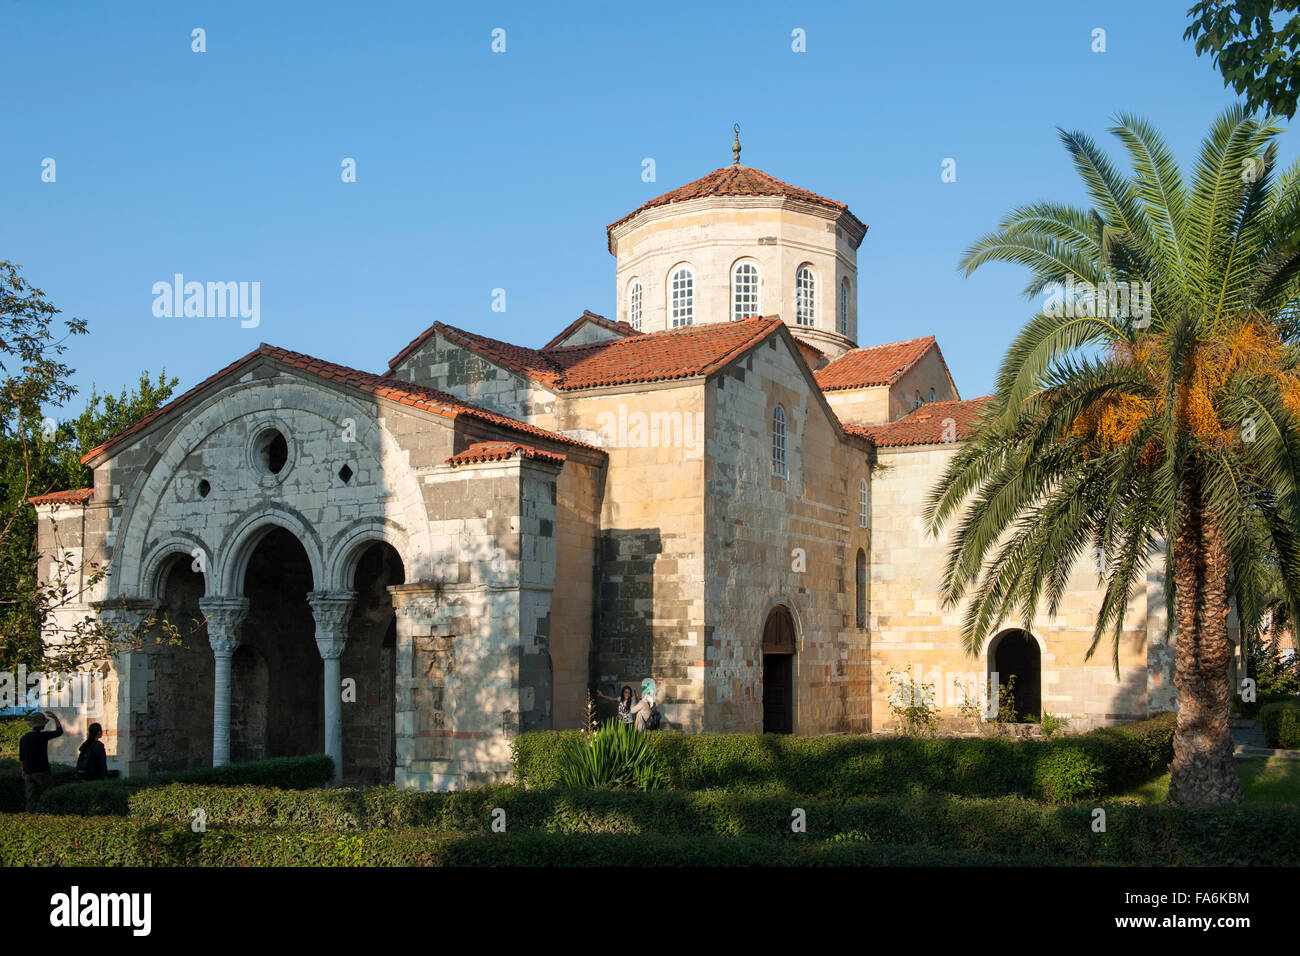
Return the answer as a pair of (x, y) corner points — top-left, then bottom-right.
(239, 526), (320, 758)
(344, 541), (405, 785)
(989, 629), (1041, 721)
(762, 605), (796, 734)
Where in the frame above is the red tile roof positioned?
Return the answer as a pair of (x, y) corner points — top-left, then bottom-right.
(857, 397), (993, 448)
(81, 345), (600, 465)
(542, 311), (643, 349)
(607, 165), (866, 236)
(29, 488), (94, 506)
(446, 442), (567, 467)
(814, 336), (937, 391)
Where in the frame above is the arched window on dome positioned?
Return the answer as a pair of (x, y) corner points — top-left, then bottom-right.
(772, 405), (787, 479)
(670, 266), (694, 328)
(858, 477), (869, 529)
(732, 261), (760, 321)
(839, 278), (850, 335)
(795, 265), (816, 327)
(628, 280), (643, 331)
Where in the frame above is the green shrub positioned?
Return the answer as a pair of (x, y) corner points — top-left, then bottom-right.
(0, 717), (30, 759)
(1235, 691), (1297, 719)
(1259, 699), (1300, 749)
(558, 720), (668, 790)
(512, 713), (1176, 803)
(31, 754), (334, 816)
(4, 791), (1298, 866)
(0, 763), (77, 813)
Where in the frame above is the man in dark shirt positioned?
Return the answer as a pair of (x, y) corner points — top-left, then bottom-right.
(19, 711), (63, 812)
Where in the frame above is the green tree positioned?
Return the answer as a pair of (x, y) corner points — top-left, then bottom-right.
(0, 261), (178, 670)
(1187, 1), (1300, 118)
(928, 108), (1300, 806)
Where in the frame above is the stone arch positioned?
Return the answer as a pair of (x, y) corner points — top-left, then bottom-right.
(986, 628), (1043, 720)
(324, 518), (413, 593)
(140, 533), (210, 601)
(215, 507), (325, 596)
(109, 378), (432, 598)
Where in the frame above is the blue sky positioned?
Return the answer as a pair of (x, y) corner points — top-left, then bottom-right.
(2, 0), (1291, 411)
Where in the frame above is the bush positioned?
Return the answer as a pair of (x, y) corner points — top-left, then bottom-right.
(0, 762), (77, 813)
(1259, 699), (1300, 749)
(1236, 691), (1299, 719)
(512, 713), (1176, 803)
(558, 720), (669, 790)
(4, 791), (1298, 866)
(30, 754), (334, 816)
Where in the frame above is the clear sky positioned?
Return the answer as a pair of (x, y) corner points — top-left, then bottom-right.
(2, 0), (1292, 412)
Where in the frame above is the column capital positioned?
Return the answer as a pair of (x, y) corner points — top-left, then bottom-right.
(307, 590), (356, 659)
(387, 583), (444, 618)
(199, 596), (250, 655)
(92, 597), (158, 634)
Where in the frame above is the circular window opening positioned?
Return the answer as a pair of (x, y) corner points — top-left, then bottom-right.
(198, 479), (211, 498)
(256, 430), (289, 475)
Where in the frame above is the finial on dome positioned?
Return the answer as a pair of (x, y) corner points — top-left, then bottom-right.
(732, 123), (741, 165)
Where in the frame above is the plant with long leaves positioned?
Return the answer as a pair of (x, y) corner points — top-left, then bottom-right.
(927, 107), (1300, 806)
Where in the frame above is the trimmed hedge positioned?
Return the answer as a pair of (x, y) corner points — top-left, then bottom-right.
(1260, 699), (1300, 749)
(512, 713), (1177, 803)
(3, 793), (1297, 865)
(29, 754), (334, 816)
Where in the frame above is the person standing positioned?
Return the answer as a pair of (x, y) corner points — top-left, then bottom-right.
(76, 722), (109, 781)
(18, 711), (64, 812)
(595, 685), (638, 725)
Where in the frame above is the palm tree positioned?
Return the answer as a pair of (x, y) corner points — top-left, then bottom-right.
(927, 107), (1300, 806)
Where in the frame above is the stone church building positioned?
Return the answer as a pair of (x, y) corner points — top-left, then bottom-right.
(31, 149), (1176, 790)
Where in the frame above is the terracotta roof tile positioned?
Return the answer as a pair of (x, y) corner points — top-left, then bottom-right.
(607, 165), (865, 235)
(814, 336), (937, 391)
(82, 345), (600, 465)
(28, 488), (94, 506)
(446, 441), (567, 467)
(542, 311), (643, 349)
(858, 396), (993, 448)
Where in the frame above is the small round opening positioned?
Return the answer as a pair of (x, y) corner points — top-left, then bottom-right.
(198, 479), (211, 498)
(256, 430), (289, 474)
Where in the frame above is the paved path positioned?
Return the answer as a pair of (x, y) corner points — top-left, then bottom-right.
(1231, 718), (1300, 760)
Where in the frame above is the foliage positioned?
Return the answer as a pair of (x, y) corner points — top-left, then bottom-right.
(0, 262), (180, 671)
(515, 713), (1176, 803)
(4, 788), (1299, 866)
(1259, 698), (1300, 747)
(1246, 630), (1300, 695)
(19, 754), (334, 815)
(558, 718), (668, 790)
(886, 664), (939, 736)
(1040, 712), (1070, 738)
(1186, 1), (1300, 119)
(933, 108), (1300, 804)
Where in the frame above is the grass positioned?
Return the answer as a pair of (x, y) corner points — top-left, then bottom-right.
(1118, 757), (1300, 804)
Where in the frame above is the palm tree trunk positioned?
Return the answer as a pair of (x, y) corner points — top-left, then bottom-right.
(1167, 481), (1244, 806)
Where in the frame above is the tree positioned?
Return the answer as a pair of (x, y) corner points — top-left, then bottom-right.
(0, 261), (179, 672)
(1187, 1), (1300, 119)
(928, 108), (1300, 806)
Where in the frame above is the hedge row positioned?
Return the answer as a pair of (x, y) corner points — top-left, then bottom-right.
(26, 754), (334, 816)
(104, 783), (1300, 864)
(3, 795), (1297, 865)
(1260, 699), (1300, 750)
(511, 713), (1177, 802)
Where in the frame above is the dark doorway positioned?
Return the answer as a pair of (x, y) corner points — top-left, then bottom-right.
(990, 629), (1041, 720)
(762, 605), (796, 734)
(142, 558), (212, 771)
(240, 527), (320, 759)
(345, 542), (405, 785)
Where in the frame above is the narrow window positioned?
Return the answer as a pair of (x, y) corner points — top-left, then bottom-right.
(796, 265), (816, 326)
(772, 405), (787, 479)
(839, 278), (850, 334)
(670, 267), (694, 328)
(628, 280), (643, 331)
(855, 549), (867, 628)
(929, 386), (936, 403)
(732, 262), (760, 320)
(858, 477), (869, 529)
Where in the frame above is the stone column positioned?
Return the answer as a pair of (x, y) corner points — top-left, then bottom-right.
(308, 590), (356, 786)
(199, 596), (249, 767)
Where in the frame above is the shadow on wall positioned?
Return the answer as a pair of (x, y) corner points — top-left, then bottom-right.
(593, 528), (662, 725)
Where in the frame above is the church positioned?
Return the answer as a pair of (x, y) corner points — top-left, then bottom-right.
(31, 141), (1177, 790)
